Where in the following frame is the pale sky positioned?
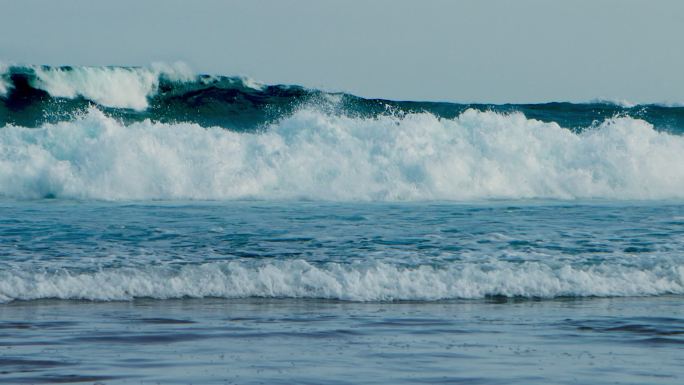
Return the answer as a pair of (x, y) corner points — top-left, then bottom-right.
(1, 0), (682, 104)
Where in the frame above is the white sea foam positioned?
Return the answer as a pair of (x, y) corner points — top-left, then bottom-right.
(0, 62), (10, 96)
(1, 108), (684, 201)
(240, 76), (266, 91)
(29, 63), (195, 110)
(0, 260), (681, 303)
(149, 61), (195, 83)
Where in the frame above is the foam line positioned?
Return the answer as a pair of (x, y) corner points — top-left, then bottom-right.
(1, 260), (682, 302)
(2, 108), (684, 200)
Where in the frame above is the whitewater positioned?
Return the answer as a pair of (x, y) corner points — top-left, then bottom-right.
(2, 259), (683, 303)
(2, 107), (684, 201)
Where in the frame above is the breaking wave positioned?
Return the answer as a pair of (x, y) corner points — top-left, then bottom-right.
(3, 64), (684, 131)
(2, 108), (684, 201)
(30, 62), (196, 110)
(1, 260), (682, 303)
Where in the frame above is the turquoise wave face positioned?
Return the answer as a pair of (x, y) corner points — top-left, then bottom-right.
(2, 64), (684, 132)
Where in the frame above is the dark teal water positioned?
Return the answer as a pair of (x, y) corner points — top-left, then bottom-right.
(1, 296), (682, 385)
(3, 65), (684, 132)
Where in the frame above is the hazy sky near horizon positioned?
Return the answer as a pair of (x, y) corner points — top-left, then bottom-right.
(1, 0), (682, 103)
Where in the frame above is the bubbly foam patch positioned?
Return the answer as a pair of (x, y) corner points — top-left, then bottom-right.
(0, 260), (682, 302)
(1, 108), (684, 200)
(30, 63), (195, 110)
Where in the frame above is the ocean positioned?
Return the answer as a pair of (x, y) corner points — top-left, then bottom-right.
(1, 65), (683, 384)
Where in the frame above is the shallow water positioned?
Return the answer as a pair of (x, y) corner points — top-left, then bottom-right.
(1, 200), (683, 384)
(1, 297), (683, 384)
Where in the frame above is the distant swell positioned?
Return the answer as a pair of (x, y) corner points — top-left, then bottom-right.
(2, 108), (684, 201)
(3, 64), (684, 131)
(1, 260), (682, 303)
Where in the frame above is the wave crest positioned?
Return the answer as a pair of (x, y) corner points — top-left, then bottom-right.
(1, 260), (682, 302)
(2, 108), (684, 201)
(3, 64), (684, 131)
(30, 62), (195, 110)
(0, 62), (10, 96)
